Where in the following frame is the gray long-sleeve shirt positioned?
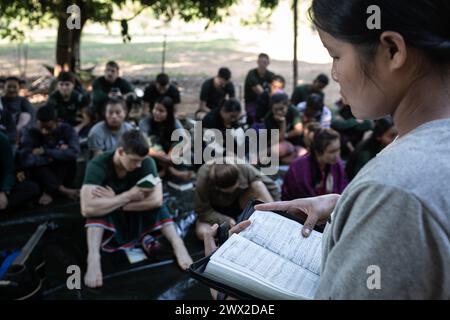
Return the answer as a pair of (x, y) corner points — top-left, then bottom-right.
(316, 118), (450, 299)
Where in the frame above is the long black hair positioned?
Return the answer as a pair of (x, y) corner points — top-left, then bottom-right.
(309, 0), (450, 65)
(150, 96), (176, 152)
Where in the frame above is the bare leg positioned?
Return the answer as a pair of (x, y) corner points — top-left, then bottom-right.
(84, 227), (104, 288)
(161, 223), (193, 270)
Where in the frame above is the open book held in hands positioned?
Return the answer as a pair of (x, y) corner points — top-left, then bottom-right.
(136, 174), (161, 188)
(189, 202), (323, 300)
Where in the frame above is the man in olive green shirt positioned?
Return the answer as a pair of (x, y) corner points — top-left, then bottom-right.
(194, 163), (281, 240)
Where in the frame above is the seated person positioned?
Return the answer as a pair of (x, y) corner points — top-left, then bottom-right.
(0, 77), (5, 95)
(255, 75), (286, 123)
(139, 96), (193, 181)
(88, 97), (133, 158)
(0, 107), (17, 145)
(291, 73), (329, 106)
(264, 92), (305, 164)
(142, 73), (181, 116)
(282, 128), (347, 201)
(196, 67), (235, 120)
(297, 93), (332, 128)
(303, 121), (322, 149)
(0, 76), (36, 133)
(92, 61), (133, 119)
(0, 132), (40, 212)
(75, 106), (96, 139)
(201, 99), (244, 166)
(81, 129), (193, 288)
(331, 99), (374, 160)
(47, 71), (89, 126)
(202, 98), (242, 133)
(18, 105), (80, 205)
(125, 94), (143, 125)
(195, 163), (281, 240)
(244, 53), (275, 125)
(346, 117), (397, 181)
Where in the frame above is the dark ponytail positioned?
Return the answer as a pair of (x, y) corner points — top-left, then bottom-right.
(309, 0), (450, 64)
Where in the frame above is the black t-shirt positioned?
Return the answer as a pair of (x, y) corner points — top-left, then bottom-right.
(244, 69), (274, 103)
(47, 90), (88, 126)
(143, 83), (180, 110)
(92, 76), (133, 114)
(255, 90), (271, 122)
(200, 78), (235, 110)
(202, 108), (239, 132)
(264, 105), (301, 132)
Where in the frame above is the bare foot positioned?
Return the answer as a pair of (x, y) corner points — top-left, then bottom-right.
(38, 193), (53, 206)
(59, 186), (80, 201)
(84, 254), (103, 288)
(172, 240), (193, 271)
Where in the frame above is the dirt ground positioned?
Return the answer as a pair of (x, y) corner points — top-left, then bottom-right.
(1, 48), (339, 116)
(121, 57), (338, 115)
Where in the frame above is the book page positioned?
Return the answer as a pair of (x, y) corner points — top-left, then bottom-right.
(206, 234), (319, 300)
(239, 211), (322, 275)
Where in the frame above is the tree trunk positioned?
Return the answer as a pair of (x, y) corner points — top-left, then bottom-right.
(55, 0), (87, 75)
(293, 0), (299, 89)
(55, 11), (73, 75)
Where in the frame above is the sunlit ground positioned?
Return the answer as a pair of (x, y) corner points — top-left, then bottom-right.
(0, 0), (340, 107)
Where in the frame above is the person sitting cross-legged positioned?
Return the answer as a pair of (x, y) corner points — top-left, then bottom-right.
(47, 71), (89, 126)
(80, 129), (193, 288)
(88, 96), (133, 158)
(0, 131), (40, 212)
(18, 105), (80, 205)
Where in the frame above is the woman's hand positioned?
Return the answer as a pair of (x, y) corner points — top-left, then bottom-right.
(254, 194), (340, 237)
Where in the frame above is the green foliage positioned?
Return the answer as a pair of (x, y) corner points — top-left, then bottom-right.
(0, 0), (279, 41)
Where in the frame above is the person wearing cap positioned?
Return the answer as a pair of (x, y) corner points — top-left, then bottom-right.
(47, 71), (89, 126)
(18, 105), (80, 205)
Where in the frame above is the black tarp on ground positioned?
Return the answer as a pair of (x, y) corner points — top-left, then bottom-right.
(0, 194), (211, 300)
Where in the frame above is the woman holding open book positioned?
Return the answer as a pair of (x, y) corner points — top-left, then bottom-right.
(204, 0), (450, 299)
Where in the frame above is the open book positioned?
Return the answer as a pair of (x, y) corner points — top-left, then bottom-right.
(136, 174), (161, 188)
(202, 210), (322, 300)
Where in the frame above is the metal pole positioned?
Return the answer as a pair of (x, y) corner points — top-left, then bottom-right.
(293, 0), (299, 89)
(162, 34), (167, 73)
